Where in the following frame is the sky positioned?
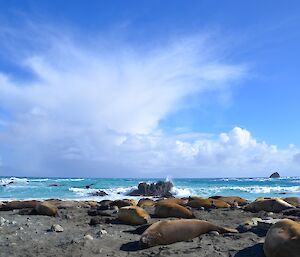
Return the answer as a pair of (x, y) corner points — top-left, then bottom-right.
(0, 0), (300, 178)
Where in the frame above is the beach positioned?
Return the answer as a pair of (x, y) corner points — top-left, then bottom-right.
(0, 193), (299, 257)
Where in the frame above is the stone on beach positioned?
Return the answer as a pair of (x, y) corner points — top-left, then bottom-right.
(98, 229), (107, 235)
(50, 224), (64, 232)
(84, 234), (94, 240)
(237, 217), (282, 233)
(0, 216), (6, 226)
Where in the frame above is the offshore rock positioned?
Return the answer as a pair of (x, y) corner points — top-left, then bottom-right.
(128, 181), (173, 197)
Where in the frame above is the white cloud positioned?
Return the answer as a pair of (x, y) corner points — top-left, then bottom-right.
(0, 28), (298, 177)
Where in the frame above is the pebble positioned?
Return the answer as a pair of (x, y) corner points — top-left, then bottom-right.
(97, 229), (108, 236)
(257, 219), (282, 230)
(209, 231), (220, 236)
(50, 224), (64, 232)
(0, 217), (6, 226)
(84, 234), (94, 241)
(100, 229), (107, 235)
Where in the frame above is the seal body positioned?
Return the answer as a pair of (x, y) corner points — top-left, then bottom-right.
(156, 198), (188, 206)
(111, 199), (137, 208)
(283, 197), (300, 207)
(209, 196), (248, 206)
(155, 202), (194, 218)
(1, 200), (41, 211)
(264, 219), (300, 257)
(138, 199), (155, 208)
(244, 198), (294, 213)
(34, 202), (58, 216)
(118, 206), (150, 225)
(140, 219), (238, 248)
(187, 198), (230, 209)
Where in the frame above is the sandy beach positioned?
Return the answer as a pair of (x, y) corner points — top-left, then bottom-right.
(0, 197), (299, 257)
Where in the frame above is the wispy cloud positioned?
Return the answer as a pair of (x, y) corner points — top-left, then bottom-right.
(0, 25), (297, 177)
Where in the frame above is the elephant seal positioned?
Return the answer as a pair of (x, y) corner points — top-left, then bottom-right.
(110, 199), (137, 208)
(138, 199), (155, 208)
(283, 197), (300, 207)
(244, 198), (294, 213)
(34, 202), (58, 216)
(264, 219), (300, 257)
(140, 219), (238, 248)
(187, 198), (230, 209)
(155, 202), (194, 218)
(209, 196), (248, 206)
(156, 198), (188, 206)
(1, 200), (41, 211)
(118, 206), (150, 225)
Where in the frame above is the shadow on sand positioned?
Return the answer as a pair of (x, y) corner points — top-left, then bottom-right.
(120, 241), (141, 252)
(235, 243), (266, 257)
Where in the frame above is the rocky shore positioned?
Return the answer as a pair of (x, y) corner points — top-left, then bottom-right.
(0, 196), (299, 257)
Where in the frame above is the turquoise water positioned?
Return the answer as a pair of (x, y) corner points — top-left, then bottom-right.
(0, 177), (299, 201)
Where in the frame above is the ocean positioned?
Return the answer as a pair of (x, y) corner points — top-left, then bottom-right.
(0, 176), (299, 201)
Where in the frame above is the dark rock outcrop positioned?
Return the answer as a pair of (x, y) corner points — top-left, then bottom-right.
(89, 190), (108, 197)
(127, 181), (173, 197)
(269, 172), (280, 178)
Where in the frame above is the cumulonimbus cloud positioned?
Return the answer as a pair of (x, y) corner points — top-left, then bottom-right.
(0, 26), (298, 177)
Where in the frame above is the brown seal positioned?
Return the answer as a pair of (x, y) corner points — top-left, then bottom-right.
(187, 198), (230, 209)
(156, 198), (188, 206)
(110, 199), (137, 208)
(34, 202), (58, 216)
(118, 206), (150, 225)
(155, 202), (194, 218)
(209, 196), (248, 206)
(264, 219), (300, 257)
(138, 199), (155, 208)
(244, 198), (294, 213)
(0, 200), (41, 211)
(283, 197), (300, 208)
(140, 219), (238, 248)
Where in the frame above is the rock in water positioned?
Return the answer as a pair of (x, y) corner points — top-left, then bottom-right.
(127, 181), (173, 197)
(269, 172), (280, 178)
(89, 190), (108, 196)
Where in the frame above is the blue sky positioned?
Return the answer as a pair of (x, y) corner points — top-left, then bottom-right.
(0, 0), (300, 177)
